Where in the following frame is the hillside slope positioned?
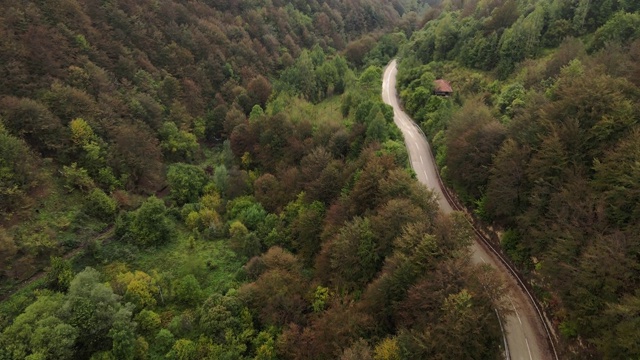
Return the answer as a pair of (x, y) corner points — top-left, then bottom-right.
(397, 0), (640, 358)
(0, 0), (419, 285)
(0, 1), (512, 357)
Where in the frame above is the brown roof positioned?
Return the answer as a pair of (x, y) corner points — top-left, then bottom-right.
(434, 79), (453, 93)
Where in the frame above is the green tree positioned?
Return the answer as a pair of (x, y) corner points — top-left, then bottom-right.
(289, 200), (325, 264)
(155, 329), (175, 354)
(198, 294), (236, 341)
(249, 105), (265, 121)
(159, 122), (199, 162)
(366, 110), (389, 144)
(61, 162), (95, 193)
(61, 267), (127, 357)
(592, 129), (640, 225)
(109, 306), (137, 360)
(349, 156), (393, 214)
(0, 97), (68, 155)
(381, 140), (409, 168)
(496, 6), (545, 78)
(213, 164), (229, 196)
(117, 196), (175, 247)
(445, 100), (506, 201)
(167, 163), (208, 205)
(371, 198), (425, 258)
(497, 83), (526, 118)
(135, 310), (161, 337)
(0, 293), (75, 360)
(229, 220), (261, 258)
(327, 217), (379, 292)
(167, 339), (197, 360)
(432, 13), (460, 60)
(44, 256), (73, 292)
(0, 123), (40, 216)
(173, 275), (202, 306)
(359, 66), (383, 93)
(134, 336), (149, 360)
(227, 196), (267, 231)
(205, 105), (228, 143)
(599, 290), (640, 359)
(591, 11), (640, 51)
(279, 50), (318, 101)
(312, 286), (330, 313)
(485, 139), (530, 222)
(29, 316), (79, 359)
(85, 188), (117, 221)
(253, 329), (278, 360)
(115, 270), (159, 309)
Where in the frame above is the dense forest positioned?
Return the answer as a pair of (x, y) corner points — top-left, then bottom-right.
(0, 0), (511, 359)
(0, 0), (422, 283)
(396, 0), (640, 358)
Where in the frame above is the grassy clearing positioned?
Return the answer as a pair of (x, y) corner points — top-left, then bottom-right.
(96, 229), (244, 297)
(269, 94), (344, 126)
(313, 96), (343, 125)
(134, 235), (243, 295)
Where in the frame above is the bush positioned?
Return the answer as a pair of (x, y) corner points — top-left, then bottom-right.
(0, 124), (40, 215)
(116, 197), (175, 247)
(135, 310), (161, 336)
(501, 229), (532, 270)
(44, 256), (73, 292)
(173, 275), (202, 305)
(167, 164), (208, 205)
(85, 188), (117, 221)
(229, 221), (261, 258)
(61, 163), (95, 192)
(155, 329), (175, 354)
(226, 196), (267, 230)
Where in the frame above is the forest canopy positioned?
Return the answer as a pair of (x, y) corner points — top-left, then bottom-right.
(0, 0), (421, 281)
(397, 0), (640, 358)
(0, 0), (511, 359)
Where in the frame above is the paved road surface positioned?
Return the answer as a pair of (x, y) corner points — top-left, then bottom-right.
(382, 60), (555, 360)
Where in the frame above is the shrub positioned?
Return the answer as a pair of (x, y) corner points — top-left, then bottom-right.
(61, 163), (95, 192)
(85, 188), (117, 221)
(167, 164), (208, 205)
(116, 197), (175, 247)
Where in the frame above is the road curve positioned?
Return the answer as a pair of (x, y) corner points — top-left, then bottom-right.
(382, 60), (556, 360)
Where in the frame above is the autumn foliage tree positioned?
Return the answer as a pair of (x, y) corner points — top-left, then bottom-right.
(399, 1), (640, 356)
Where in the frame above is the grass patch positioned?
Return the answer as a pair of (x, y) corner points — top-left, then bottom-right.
(269, 94), (344, 126)
(98, 230), (244, 297)
(313, 96), (344, 125)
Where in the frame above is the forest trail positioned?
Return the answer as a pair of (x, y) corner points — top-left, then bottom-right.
(382, 60), (557, 360)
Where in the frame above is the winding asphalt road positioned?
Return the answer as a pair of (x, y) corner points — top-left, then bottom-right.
(382, 60), (555, 360)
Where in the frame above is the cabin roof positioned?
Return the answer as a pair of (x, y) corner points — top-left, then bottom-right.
(434, 79), (453, 93)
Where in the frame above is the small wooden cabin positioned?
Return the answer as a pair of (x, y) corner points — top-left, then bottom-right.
(433, 79), (453, 96)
